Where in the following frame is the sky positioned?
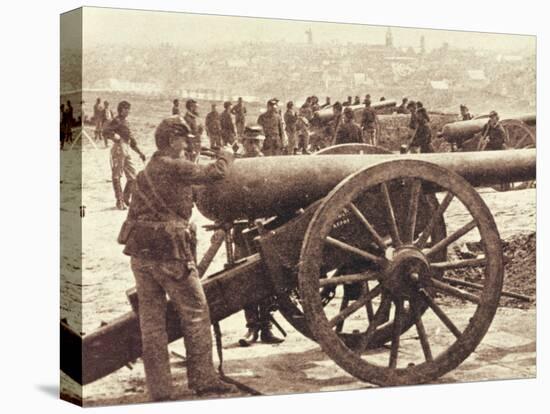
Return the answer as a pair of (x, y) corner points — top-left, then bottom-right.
(81, 6), (535, 53)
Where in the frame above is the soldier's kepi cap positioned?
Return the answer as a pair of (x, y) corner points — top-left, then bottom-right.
(242, 125), (265, 142)
(267, 98), (279, 106)
(489, 110), (499, 118)
(154, 116), (195, 149)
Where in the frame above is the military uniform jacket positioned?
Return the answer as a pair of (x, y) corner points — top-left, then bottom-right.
(220, 110), (235, 137)
(335, 120), (363, 145)
(119, 151), (233, 261)
(205, 111), (222, 136)
(411, 123), (432, 151)
(184, 111), (204, 138)
(482, 123), (506, 150)
(257, 111), (284, 140)
(361, 107), (377, 129)
(231, 104), (247, 124)
(284, 110), (298, 133)
(103, 115), (140, 151)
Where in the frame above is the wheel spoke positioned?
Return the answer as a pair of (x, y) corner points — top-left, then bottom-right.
(356, 294), (391, 352)
(403, 179), (422, 244)
(380, 182), (402, 247)
(326, 236), (385, 265)
(328, 285), (382, 328)
(425, 220), (477, 258)
(416, 192), (454, 248)
(335, 298), (350, 333)
(431, 257), (486, 270)
(411, 299), (433, 362)
(363, 283), (375, 323)
(430, 279), (481, 304)
(419, 290), (462, 339)
(389, 298), (403, 369)
(319, 271), (379, 287)
(349, 202), (387, 251)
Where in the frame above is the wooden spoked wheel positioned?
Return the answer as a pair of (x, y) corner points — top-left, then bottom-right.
(276, 144), (447, 346)
(298, 160), (503, 385)
(501, 119), (536, 149)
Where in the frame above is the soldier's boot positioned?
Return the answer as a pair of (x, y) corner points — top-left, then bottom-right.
(194, 379), (239, 396)
(122, 179), (135, 207)
(112, 178), (126, 210)
(260, 326), (284, 344)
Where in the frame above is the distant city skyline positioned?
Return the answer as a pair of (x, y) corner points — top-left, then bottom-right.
(81, 7), (535, 54)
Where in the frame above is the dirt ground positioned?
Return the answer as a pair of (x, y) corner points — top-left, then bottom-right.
(60, 113), (536, 406)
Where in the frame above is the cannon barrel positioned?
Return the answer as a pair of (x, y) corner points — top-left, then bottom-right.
(196, 149), (536, 222)
(442, 113), (536, 140)
(313, 99), (397, 125)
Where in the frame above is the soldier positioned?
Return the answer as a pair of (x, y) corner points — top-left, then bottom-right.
(257, 98), (285, 156)
(296, 115), (311, 154)
(184, 99), (204, 161)
(329, 101), (344, 146)
(118, 116), (238, 400)
(361, 99), (378, 145)
(407, 100), (418, 139)
(479, 111), (506, 151)
(93, 97), (104, 142)
(103, 101), (146, 210)
(320, 96), (331, 109)
(335, 107), (363, 145)
(343, 96), (353, 107)
(230, 97), (247, 140)
(205, 103), (222, 149)
(397, 97), (410, 114)
(300, 97), (314, 121)
(172, 99), (180, 116)
(311, 96), (321, 112)
(460, 104), (473, 121)
(416, 101), (430, 122)
(60, 104), (65, 150)
(409, 107), (434, 153)
(103, 101), (114, 148)
(237, 126), (285, 346)
(284, 101), (298, 154)
(220, 101), (236, 146)
(353, 96), (361, 105)
(64, 100), (74, 144)
(363, 94), (371, 104)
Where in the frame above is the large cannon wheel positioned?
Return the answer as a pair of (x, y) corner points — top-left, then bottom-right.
(501, 119), (536, 149)
(297, 160), (503, 385)
(275, 144), (447, 348)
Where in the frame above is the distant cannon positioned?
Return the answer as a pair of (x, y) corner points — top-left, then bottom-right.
(441, 113), (536, 152)
(61, 146), (535, 391)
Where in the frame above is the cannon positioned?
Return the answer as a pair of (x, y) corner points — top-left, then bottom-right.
(312, 99), (398, 126)
(61, 146), (536, 389)
(441, 113), (536, 152)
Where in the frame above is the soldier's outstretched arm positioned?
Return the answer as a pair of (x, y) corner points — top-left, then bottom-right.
(162, 150), (235, 184)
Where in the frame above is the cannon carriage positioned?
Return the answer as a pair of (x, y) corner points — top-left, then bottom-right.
(61, 147), (536, 388)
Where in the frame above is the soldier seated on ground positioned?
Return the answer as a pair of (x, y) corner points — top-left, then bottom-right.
(479, 110), (506, 151)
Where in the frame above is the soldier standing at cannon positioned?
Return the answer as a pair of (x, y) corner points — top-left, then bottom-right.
(220, 101), (236, 147)
(335, 107), (363, 145)
(103, 100), (146, 210)
(230, 97), (247, 140)
(460, 104), (473, 121)
(257, 98), (285, 156)
(118, 116), (238, 400)
(397, 97), (410, 114)
(409, 107), (434, 153)
(183, 99), (204, 161)
(236, 126), (285, 346)
(320, 96), (331, 109)
(205, 103), (222, 149)
(479, 110), (506, 151)
(284, 101), (298, 154)
(361, 99), (378, 145)
(329, 101), (344, 147)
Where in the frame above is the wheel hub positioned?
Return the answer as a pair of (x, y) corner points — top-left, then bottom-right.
(382, 247), (430, 298)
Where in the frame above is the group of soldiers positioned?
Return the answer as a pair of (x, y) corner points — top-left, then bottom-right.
(92, 97), (115, 147)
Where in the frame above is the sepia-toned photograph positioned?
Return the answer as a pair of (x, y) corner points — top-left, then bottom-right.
(60, 6), (536, 407)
